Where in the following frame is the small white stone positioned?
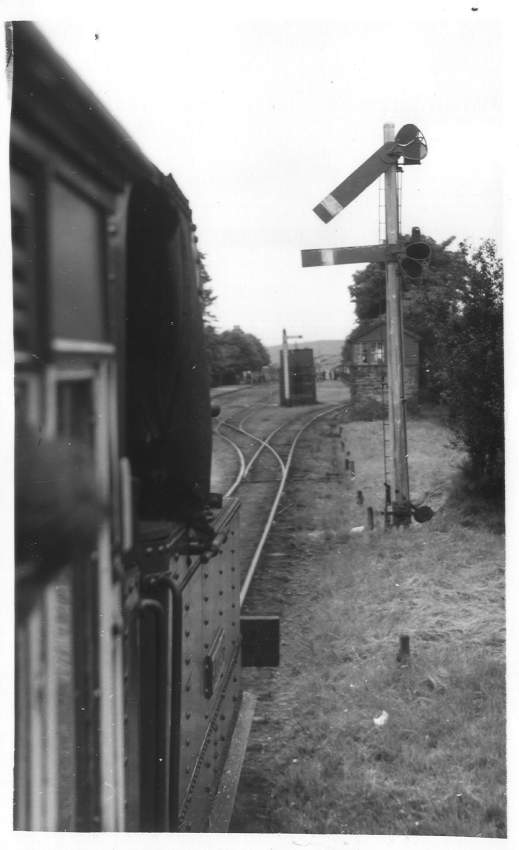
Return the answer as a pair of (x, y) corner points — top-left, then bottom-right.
(373, 710), (389, 727)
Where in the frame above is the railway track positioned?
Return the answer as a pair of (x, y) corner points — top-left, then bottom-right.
(211, 386), (348, 606)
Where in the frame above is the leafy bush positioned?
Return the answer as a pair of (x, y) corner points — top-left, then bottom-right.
(438, 241), (503, 491)
(445, 460), (505, 534)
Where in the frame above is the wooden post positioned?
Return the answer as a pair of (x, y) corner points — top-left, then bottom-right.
(383, 123), (410, 524)
(397, 634), (410, 664)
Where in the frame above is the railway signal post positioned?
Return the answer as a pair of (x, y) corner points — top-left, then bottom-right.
(383, 122), (409, 524)
(301, 122), (428, 525)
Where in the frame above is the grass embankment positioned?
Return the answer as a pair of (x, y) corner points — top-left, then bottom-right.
(234, 411), (506, 836)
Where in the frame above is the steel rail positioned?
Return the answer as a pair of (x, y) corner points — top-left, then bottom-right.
(213, 424), (246, 499)
(239, 402), (348, 607)
(243, 423), (284, 478)
(222, 421), (285, 482)
(210, 386), (247, 400)
(216, 401), (280, 497)
(236, 406), (287, 478)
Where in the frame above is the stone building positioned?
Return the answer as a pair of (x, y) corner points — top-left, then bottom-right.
(343, 319), (420, 403)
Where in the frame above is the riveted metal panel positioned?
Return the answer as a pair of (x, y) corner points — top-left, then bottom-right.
(175, 499), (241, 831)
(139, 574), (171, 832)
(130, 501), (241, 833)
(178, 650), (242, 832)
(204, 503), (241, 707)
(176, 566), (204, 807)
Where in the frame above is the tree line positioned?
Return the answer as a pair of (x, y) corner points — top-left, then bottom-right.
(344, 236), (504, 495)
(197, 253), (270, 386)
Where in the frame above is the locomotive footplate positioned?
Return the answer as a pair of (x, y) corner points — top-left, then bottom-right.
(208, 690), (257, 832)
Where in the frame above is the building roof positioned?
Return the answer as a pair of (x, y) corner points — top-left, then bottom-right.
(347, 318), (421, 343)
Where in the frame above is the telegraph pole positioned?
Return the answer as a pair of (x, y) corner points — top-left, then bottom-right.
(282, 328), (290, 403)
(383, 123), (410, 523)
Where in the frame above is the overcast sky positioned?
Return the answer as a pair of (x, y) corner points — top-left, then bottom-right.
(21, 2), (502, 348)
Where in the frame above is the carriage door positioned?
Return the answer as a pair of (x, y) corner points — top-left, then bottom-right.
(46, 176), (125, 831)
(14, 169), (125, 831)
(44, 358), (124, 831)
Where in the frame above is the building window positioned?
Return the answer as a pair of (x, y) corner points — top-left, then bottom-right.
(354, 341), (384, 364)
(371, 341), (384, 363)
(354, 343), (369, 364)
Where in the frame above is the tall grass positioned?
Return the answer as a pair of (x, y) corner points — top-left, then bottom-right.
(232, 414), (506, 836)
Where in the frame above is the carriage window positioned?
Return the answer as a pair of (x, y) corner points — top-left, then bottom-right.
(11, 167), (38, 353)
(56, 379), (95, 449)
(49, 180), (106, 341)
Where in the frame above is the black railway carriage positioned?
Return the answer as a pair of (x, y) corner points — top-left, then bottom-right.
(12, 22), (248, 831)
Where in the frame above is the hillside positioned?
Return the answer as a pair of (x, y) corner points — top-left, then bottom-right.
(267, 339), (345, 370)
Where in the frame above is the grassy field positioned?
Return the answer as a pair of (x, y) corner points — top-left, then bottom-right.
(232, 408), (506, 836)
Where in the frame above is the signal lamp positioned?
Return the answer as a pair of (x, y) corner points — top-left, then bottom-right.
(394, 124), (428, 164)
(399, 227), (431, 279)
